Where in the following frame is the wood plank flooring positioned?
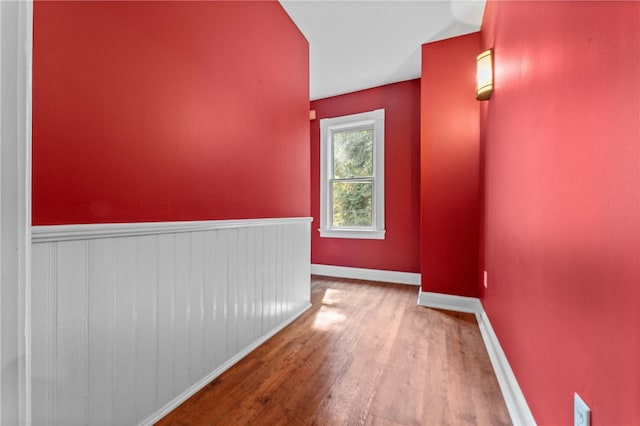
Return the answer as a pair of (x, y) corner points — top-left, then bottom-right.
(157, 276), (511, 425)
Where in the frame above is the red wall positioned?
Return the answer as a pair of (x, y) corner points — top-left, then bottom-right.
(421, 33), (481, 297)
(33, 1), (309, 225)
(310, 80), (421, 273)
(480, 1), (640, 424)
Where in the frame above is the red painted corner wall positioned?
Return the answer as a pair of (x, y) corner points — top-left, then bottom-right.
(33, 1), (309, 225)
(421, 33), (481, 296)
(480, 1), (640, 424)
(310, 80), (421, 273)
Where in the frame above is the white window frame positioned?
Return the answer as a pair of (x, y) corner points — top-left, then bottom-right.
(319, 109), (385, 240)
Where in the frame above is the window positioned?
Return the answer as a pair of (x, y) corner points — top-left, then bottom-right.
(319, 109), (385, 239)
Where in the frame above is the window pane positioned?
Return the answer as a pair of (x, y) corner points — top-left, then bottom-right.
(333, 128), (373, 179)
(332, 181), (372, 228)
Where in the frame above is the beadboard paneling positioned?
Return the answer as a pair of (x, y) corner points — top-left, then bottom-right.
(31, 218), (311, 425)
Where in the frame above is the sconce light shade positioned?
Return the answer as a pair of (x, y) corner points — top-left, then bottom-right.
(476, 48), (493, 101)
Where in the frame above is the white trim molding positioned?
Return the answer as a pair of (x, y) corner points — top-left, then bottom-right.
(1, 1), (33, 424)
(32, 217), (312, 243)
(417, 290), (483, 314)
(319, 108), (385, 240)
(476, 310), (537, 426)
(417, 289), (536, 426)
(318, 228), (385, 240)
(311, 264), (420, 286)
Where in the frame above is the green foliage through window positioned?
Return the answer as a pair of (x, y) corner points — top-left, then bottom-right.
(332, 181), (372, 227)
(333, 129), (373, 178)
(331, 128), (374, 228)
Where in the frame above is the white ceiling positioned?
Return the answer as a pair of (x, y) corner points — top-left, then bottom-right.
(279, 0), (486, 100)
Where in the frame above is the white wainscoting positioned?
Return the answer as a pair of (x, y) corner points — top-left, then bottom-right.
(31, 217), (312, 426)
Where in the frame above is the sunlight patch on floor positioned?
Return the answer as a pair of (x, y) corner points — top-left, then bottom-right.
(313, 291), (346, 331)
(320, 288), (344, 306)
(312, 306), (346, 331)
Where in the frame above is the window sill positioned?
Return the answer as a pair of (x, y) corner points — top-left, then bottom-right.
(318, 228), (385, 240)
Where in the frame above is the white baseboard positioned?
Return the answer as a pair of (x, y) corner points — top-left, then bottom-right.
(417, 289), (483, 314)
(417, 289), (536, 426)
(140, 302), (312, 426)
(311, 264), (420, 286)
(475, 310), (536, 426)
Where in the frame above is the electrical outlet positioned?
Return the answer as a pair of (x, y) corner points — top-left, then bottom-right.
(483, 270), (488, 288)
(574, 393), (591, 426)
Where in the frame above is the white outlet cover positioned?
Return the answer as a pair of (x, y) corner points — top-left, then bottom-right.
(574, 393), (591, 426)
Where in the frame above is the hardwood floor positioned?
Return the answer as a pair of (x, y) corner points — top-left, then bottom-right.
(157, 276), (511, 425)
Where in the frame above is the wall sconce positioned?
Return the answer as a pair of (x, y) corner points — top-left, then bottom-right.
(476, 48), (493, 101)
